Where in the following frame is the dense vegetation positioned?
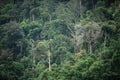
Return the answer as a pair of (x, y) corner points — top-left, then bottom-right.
(0, 0), (120, 80)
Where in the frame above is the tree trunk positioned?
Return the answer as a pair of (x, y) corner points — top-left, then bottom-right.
(80, 0), (83, 17)
(89, 41), (92, 54)
(99, 48), (102, 63)
(80, 0), (81, 15)
(48, 49), (51, 71)
(31, 42), (35, 70)
(104, 32), (107, 52)
(48, 13), (52, 22)
(74, 33), (77, 53)
(20, 44), (22, 55)
(88, 28), (92, 54)
(60, 52), (63, 65)
(32, 14), (35, 22)
(33, 54), (35, 68)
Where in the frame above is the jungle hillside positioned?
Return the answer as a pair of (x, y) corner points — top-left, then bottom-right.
(0, 0), (120, 80)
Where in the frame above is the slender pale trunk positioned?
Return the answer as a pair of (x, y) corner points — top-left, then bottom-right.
(48, 49), (51, 71)
(31, 43), (35, 70)
(20, 44), (22, 54)
(80, 0), (83, 17)
(74, 34), (77, 53)
(32, 14), (35, 22)
(48, 13), (51, 22)
(89, 29), (92, 54)
(60, 53), (62, 65)
(104, 32), (107, 46)
(89, 41), (92, 54)
(104, 32), (107, 52)
(99, 48), (102, 63)
(74, 30), (78, 54)
(60, 50), (63, 65)
(80, 43), (82, 51)
(48, 13), (51, 71)
(33, 54), (35, 68)
(80, 0), (81, 14)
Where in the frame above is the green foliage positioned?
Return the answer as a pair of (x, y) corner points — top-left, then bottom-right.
(41, 19), (71, 39)
(20, 21), (42, 40)
(0, 21), (25, 56)
(0, 0), (120, 80)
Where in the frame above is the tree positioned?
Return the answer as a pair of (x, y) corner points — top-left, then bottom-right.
(80, 20), (101, 54)
(73, 24), (85, 53)
(0, 21), (25, 57)
(49, 34), (73, 65)
(20, 21), (42, 40)
(36, 40), (52, 71)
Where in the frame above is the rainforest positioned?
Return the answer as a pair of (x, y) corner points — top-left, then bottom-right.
(0, 0), (120, 80)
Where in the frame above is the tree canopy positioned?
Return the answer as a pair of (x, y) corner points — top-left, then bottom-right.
(0, 0), (120, 80)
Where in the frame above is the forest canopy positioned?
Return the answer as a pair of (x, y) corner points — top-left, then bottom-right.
(0, 0), (120, 80)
